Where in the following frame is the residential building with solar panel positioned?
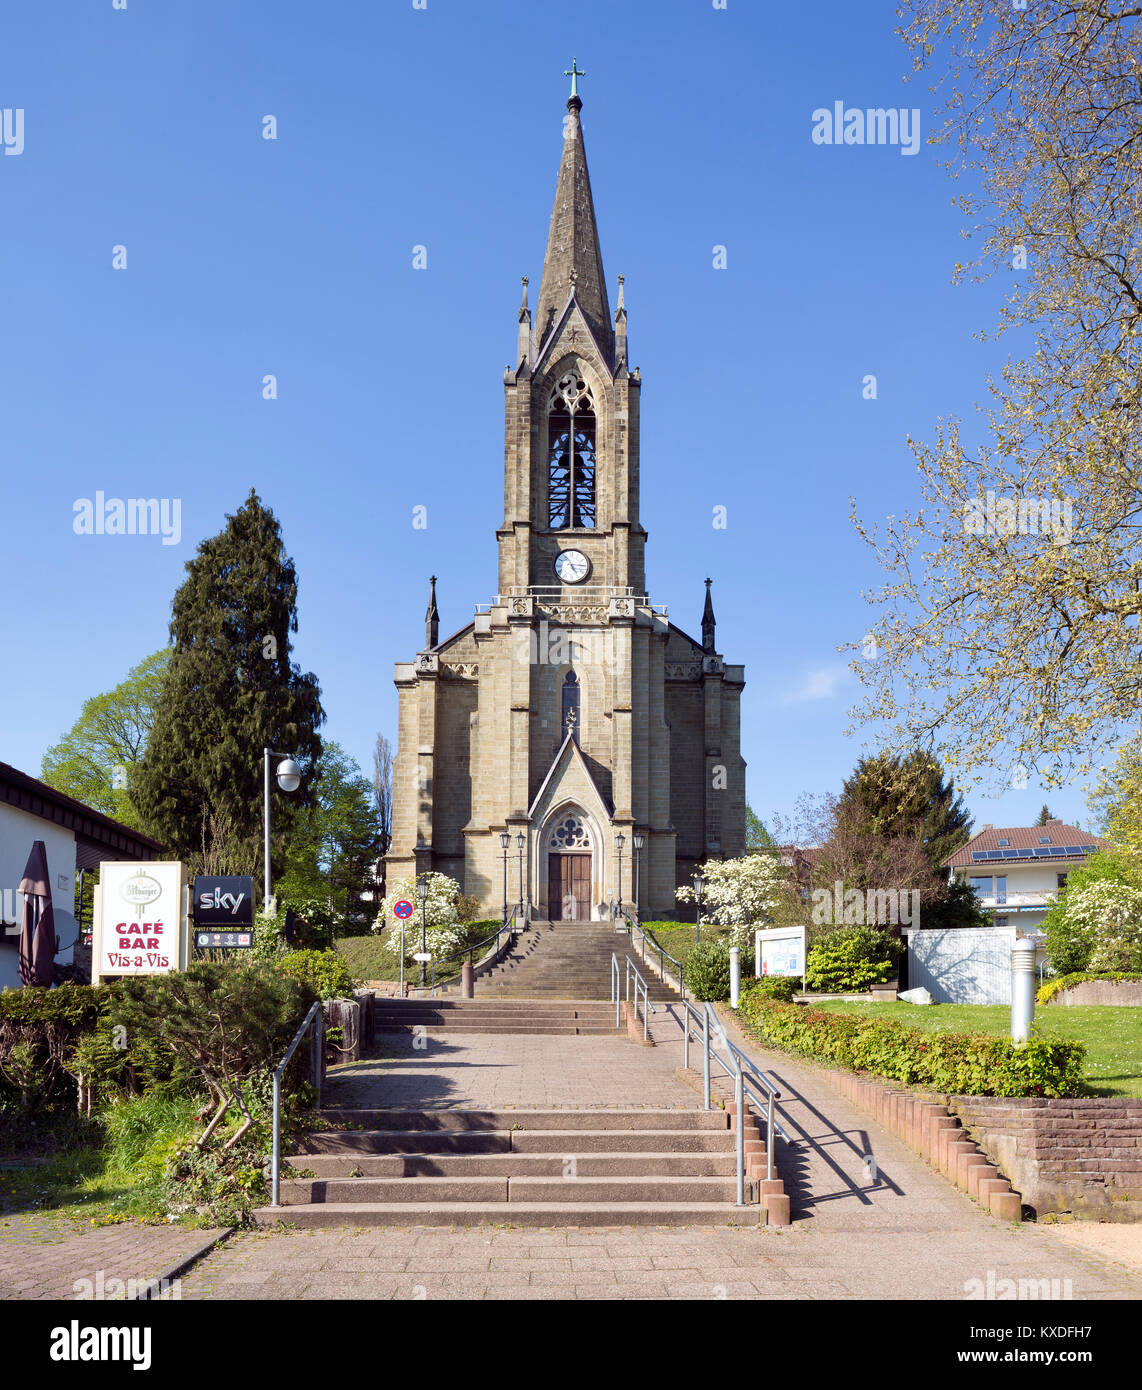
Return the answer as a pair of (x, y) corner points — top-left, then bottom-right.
(941, 819), (1108, 935)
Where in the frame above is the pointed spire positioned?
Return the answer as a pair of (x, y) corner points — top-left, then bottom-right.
(536, 75), (613, 362)
(517, 275), (532, 367)
(425, 575), (439, 650)
(701, 578), (716, 655)
(614, 274), (628, 369)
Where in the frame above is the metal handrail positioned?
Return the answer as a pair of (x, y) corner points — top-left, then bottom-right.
(625, 956), (656, 1043)
(624, 912), (687, 1000)
(677, 999), (790, 1204)
(270, 1000), (324, 1208)
(427, 912), (517, 995)
(611, 952), (621, 1028)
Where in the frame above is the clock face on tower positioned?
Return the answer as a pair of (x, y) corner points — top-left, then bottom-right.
(554, 549), (591, 585)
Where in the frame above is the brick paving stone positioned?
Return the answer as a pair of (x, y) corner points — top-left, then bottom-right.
(0, 1209), (225, 1301)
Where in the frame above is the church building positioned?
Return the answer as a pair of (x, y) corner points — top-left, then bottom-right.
(388, 75), (746, 921)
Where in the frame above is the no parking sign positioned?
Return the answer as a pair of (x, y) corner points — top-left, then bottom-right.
(393, 899), (414, 920)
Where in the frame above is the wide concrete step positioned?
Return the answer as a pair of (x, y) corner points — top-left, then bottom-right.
(375, 1006), (622, 1017)
(296, 1128), (737, 1156)
(278, 1175), (752, 1205)
(254, 1201), (759, 1228)
(377, 1025), (624, 1036)
(286, 1152), (739, 1178)
(316, 1108), (730, 1132)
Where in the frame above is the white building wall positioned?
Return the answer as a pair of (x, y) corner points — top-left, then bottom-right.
(0, 804), (77, 990)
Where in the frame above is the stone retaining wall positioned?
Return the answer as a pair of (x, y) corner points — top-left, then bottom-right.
(1049, 980), (1142, 1006)
(949, 1096), (1142, 1221)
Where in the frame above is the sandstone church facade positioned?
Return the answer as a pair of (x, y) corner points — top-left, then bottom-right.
(388, 82), (745, 921)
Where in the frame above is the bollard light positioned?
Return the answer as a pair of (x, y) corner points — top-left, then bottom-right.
(729, 946), (741, 1009)
(1010, 938), (1036, 1042)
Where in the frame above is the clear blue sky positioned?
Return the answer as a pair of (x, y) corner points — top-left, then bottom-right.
(0, 0), (1098, 836)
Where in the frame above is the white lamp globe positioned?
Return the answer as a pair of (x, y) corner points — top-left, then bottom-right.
(276, 758), (302, 793)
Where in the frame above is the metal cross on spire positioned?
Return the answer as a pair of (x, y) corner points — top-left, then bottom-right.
(564, 58), (586, 99)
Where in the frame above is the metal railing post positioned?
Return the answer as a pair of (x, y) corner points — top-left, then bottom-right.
(642, 981), (649, 1042)
(766, 1092), (775, 1183)
(702, 1008), (711, 1110)
(271, 1072), (282, 1208)
(735, 1070), (746, 1206)
(683, 1006), (690, 1071)
(315, 1010), (323, 1110)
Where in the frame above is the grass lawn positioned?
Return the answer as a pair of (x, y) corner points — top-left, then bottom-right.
(637, 922), (733, 969)
(335, 922), (502, 986)
(335, 932), (402, 982)
(811, 1000), (1142, 1098)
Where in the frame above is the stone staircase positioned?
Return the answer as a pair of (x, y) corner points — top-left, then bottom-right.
(374, 998), (625, 1036)
(468, 920), (680, 1002)
(257, 1107), (762, 1227)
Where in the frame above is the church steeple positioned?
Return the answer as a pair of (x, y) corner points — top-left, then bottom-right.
(535, 69), (613, 363)
(702, 578), (716, 654)
(425, 575), (439, 650)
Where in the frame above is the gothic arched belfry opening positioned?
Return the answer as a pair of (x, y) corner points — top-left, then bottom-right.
(389, 70), (746, 921)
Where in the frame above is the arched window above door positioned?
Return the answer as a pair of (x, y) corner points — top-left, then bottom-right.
(549, 814), (591, 851)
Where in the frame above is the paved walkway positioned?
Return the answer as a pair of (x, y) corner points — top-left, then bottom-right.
(0, 1209), (225, 1300)
(326, 1031), (698, 1110)
(172, 1014), (1142, 1300)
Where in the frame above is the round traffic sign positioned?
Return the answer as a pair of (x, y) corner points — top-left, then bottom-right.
(393, 899), (414, 919)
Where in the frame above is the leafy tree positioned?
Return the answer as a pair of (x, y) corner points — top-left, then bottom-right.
(1089, 736), (1142, 862)
(133, 491), (324, 879)
(838, 750), (973, 880)
(851, 4), (1142, 791)
(276, 742), (381, 936)
(40, 650), (169, 829)
(1042, 849), (1142, 973)
(745, 803), (775, 850)
(372, 732), (393, 896)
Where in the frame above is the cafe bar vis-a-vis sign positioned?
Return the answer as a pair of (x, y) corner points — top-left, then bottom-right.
(92, 861), (190, 983)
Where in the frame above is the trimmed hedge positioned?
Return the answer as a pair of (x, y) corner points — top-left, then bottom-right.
(1036, 971), (1142, 1005)
(737, 985), (1087, 1097)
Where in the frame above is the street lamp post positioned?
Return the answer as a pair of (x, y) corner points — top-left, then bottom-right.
(632, 832), (644, 921)
(516, 832), (526, 920)
(500, 831), (511, 927)
(693, 870), (704, 946)
(263, 749), (303, 914)
(616, 832), (626, 920)
(416, 875), (429, 988)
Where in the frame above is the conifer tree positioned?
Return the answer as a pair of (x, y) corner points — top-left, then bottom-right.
(134, 491), (324, 880)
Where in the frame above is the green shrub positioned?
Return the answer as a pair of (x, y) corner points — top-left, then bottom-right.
(1036, 971), (1142, 1005)
(737, 986), (1086, 1097)
(0, 984), (106, 1111)
(683, 941), (732, 1001)
(750, 974), (797, 1003)
(805, 926), (901, 993)
(277, 948), (359, 1001)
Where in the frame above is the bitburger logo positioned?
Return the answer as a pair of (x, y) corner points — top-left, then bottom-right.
(119, 873), (162, 908)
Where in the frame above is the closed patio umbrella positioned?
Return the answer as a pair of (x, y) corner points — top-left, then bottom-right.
(18, 840), (56, 987)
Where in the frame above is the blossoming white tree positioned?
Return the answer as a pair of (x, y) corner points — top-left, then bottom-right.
(375, 871), (470, 963)
(675, 854), (792, 951)
(1064, 881), (1142, 974)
